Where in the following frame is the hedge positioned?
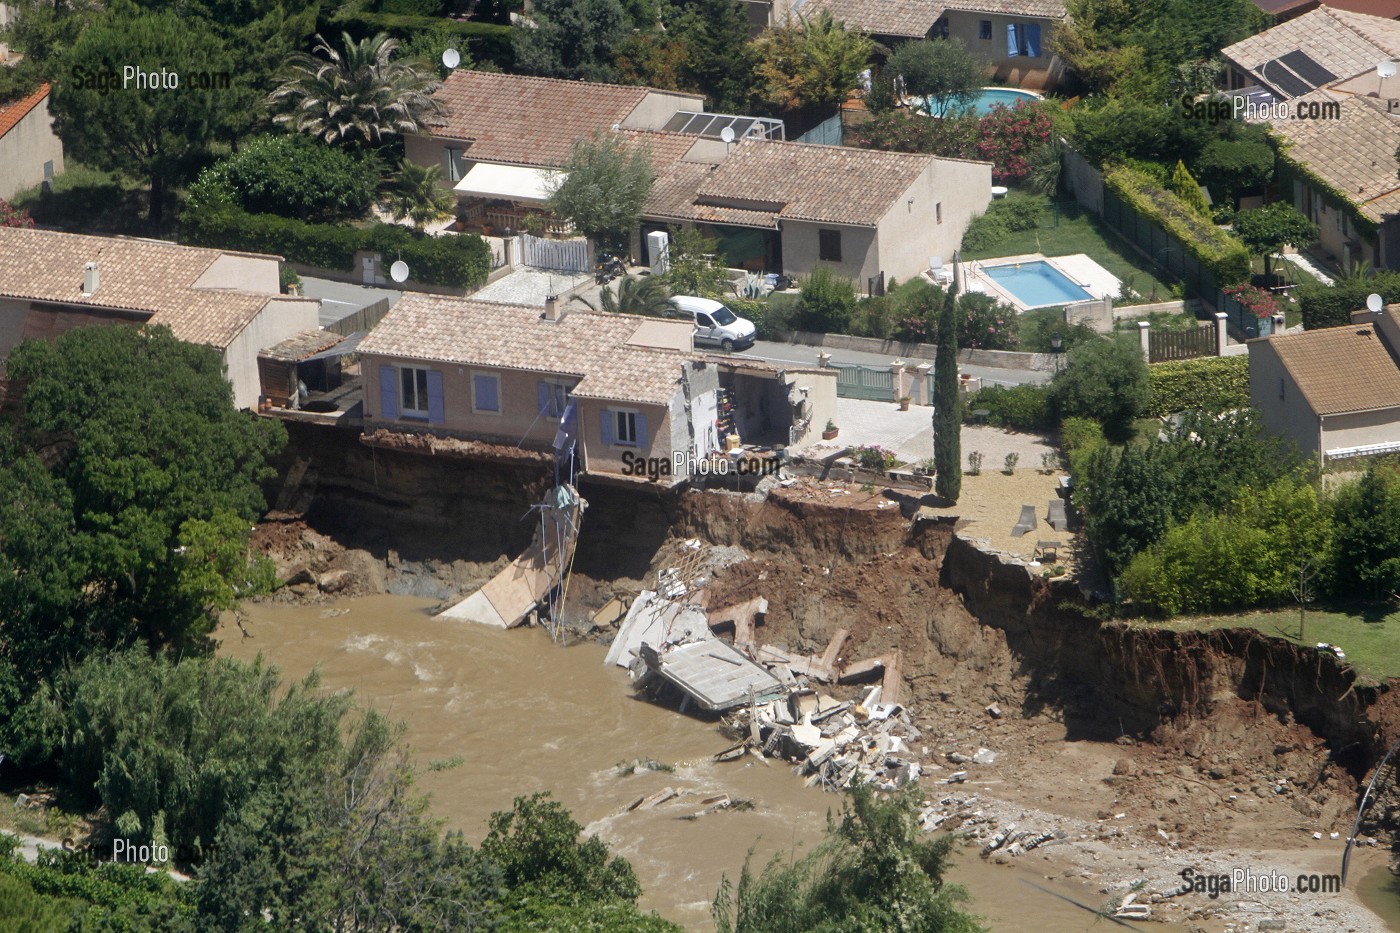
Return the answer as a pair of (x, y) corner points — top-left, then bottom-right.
(1146, 355), (1248, 418)
(328, 10), (512, 66)
(1104, 164), (1251, 286)
(1296, 270), (1400, 330)
(181, 207), (492, 289)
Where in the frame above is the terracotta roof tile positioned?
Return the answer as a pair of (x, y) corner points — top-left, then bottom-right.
(428, 71), (672, 168)
(0, 227), (301, 348)
(1268, 323), (1400, 414)
(260, 329), (347, 362)
(942, 0), (1066, 17)
(1269, 95), (1400, 222)
(1224, 6), (1400, 93)
(796, 0), (1063, 36)
(358, 295), (694, 405)
(0, 84), (49, 140)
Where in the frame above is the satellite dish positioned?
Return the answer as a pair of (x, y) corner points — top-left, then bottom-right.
(1368, 293), (1384, 313)
(720, 126), (736, 144)
(1380, 61), (1397, 79)
(442, 48), (461, 70)
(390, 261), (410, 284)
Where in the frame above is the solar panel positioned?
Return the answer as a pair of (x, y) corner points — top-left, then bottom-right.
(661, 113), (691, 132)
(1279, 49), (1337, 89)
(1260, 59), (1312, 98)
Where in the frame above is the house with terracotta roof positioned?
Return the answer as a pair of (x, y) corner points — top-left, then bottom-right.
(644, 137), (992, 286)
(0, 84), (63, 200)
(356, 294), (836, 481)
(1252, 0), (1400, 22)
(0, 227), (319, 408)
(1249, 306), (1400, 461)
(793, 0), (1068, 90)
(1222, 5), (1400, 99)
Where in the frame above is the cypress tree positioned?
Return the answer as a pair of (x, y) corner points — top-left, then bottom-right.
(934, 281), (962, 502)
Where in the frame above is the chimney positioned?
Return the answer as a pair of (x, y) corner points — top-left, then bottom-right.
(544, 295), (561, 322)
(82, 262), (99, 296)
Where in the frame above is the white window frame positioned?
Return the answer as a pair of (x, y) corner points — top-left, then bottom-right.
(471, 371), (502, 416)
(399, 365), (430, 418)
(613, 408), (639, 447)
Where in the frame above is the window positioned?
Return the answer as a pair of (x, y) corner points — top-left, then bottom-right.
(932, 17), (948, 38)
(615, 410), (638, 446)
(400, 366), (430, 415)
(472, 373), (501, 414)
(936, 202), (943, 225)
(1007, 22), (1041, 57)
(537, 380), (572, 418)
(446, 148), (467, 183)
(979, 20), (992, 40)
(697, 312), (715, 329)
(818, 229), (842, 262)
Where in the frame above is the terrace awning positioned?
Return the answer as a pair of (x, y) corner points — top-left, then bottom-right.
(453, 162), (565, 204)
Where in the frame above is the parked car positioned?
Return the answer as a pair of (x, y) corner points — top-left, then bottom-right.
(668, 295), (757, 351)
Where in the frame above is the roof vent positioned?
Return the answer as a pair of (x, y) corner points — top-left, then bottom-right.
(543, 295), (562, 322)
(82, 262), (99, 297)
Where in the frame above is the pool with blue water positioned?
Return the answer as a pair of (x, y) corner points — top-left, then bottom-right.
(983, 261), (1093, 309)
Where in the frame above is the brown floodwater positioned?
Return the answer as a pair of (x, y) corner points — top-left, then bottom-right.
(218, 596), (1238, 931)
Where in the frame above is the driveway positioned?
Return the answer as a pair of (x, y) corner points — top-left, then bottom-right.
(745, 340), (1050, 386)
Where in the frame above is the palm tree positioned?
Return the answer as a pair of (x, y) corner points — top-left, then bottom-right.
(268, 32), (443, 147)
(573, 275), (674, 316)
(379, 160), (454, 232)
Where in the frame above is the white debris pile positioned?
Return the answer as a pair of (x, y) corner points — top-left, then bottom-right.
(721, 684), (925, 791)
(917, 792), (1068, 863)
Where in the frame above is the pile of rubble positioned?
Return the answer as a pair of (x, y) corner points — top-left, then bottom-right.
(721, 684), (925, 792)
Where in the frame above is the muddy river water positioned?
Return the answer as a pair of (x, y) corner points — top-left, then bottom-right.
(219, 596), (1392, 932)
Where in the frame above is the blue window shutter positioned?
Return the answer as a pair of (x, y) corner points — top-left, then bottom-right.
(427, 370), (445, 424)
(474, 374), (499, 412)
(600, 409), (614, 446)
(635, 412), (649, 448)
(1006, 23), (1019, 57)
(1026, 23), (1041, 57)
(537, 381), (551, 416)
(379, 365), (399, 420)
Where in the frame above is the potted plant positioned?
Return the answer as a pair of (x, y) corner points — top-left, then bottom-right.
(822, 419), (839, 440)
(898, 395), (911, 411)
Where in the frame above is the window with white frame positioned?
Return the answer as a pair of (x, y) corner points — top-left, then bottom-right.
(615, 410), (638, 446)
(400, 366), (430, 415)
(472, 372), (501, 414)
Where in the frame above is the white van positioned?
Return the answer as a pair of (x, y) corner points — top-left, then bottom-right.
(669, 295), (757, 351)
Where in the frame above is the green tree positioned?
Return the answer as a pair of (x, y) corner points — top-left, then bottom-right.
(888, 38), (982, 117)
(1051, 337), (1149, 439)
(1169, 160), (1209, 218)
(0, 326), (284, 676)
(1194, 136), (1274, 207)
(753, 10), (874, 111)
(483, 792), (641, 906)
(0, 873), (85, 932)
(576, 275), (674, 316)
(1330, 467), (1400, 602)
(680, 0), (759, 112)
(796, 265), (857, 333)
(662, 226), (730, 298)
(379, 160), (455, 232)
(712, 783), (981, 933)
(1232, 202), (1319, 283)
(186, 134), (380, 222)
(48, 11), (235, 221)
(547, 133), (656, 254)
(935, 283), (962, 502)
(513, 0), (630, 82)
(268, 32), (443, 148)
(1077, 443), (1174, 578)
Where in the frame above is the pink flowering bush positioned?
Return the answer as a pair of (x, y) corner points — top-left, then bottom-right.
(974, 100), (1056, 185)
(0, 199), (34, 228)
(958, 292), (1021, 350)
(854, 444), (900, 470)
(1223, 284), (1279, 319)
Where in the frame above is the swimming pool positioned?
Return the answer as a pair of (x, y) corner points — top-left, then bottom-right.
(917, 87), (1042, 117)
(982, 261), (1093, 308)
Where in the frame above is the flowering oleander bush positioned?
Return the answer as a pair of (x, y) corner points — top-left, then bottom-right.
(974, 100), (1056, 185)
(1223, 283), (1279, 319)
(958, 292), (1019, 351)
(0, 199), (34, 228)
(853, 444), (899, 470)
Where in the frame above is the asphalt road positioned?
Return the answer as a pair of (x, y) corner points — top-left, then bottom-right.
(743, 339), (1051, 386)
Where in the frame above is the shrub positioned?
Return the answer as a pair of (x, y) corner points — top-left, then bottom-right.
(1329, 467), (1400, 602)
(958, 291), (1019, 350)
(181, 206), (492, 289)
(967, 450), (983, 475)
(188, 135), (380, 222)
(1296, 270), (1400, 330)
(968, 384), (1054, 432)
(974, 100), (1056, 184)
(756, 292), (799, 339)
(853, 444), (899, 470)
(1104, 163), (1251, 286)
(961, 211), (1009, 252)
(1145, 355), (1248, 418)
(1003, 452), (1019, 474)
(1194, 137), (1274, 205)
(1059, 415), (1106, 479)
(327, 9), (513, 67)
(797, 266), (858, 333)
(845, 109), (978, 157)
(1051, 336), (1149, 438)
(991, 193), (1044, 232)
(1019, 308), (1099, 353)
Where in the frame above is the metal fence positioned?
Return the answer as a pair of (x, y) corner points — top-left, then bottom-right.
(522, 234), (591, 273)
(833, 363), (894, 401)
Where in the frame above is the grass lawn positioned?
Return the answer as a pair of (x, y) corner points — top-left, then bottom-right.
(962, 195), (1177, 304)
(11, 162), (182, 239)
(1137, 607), (1400, 684)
